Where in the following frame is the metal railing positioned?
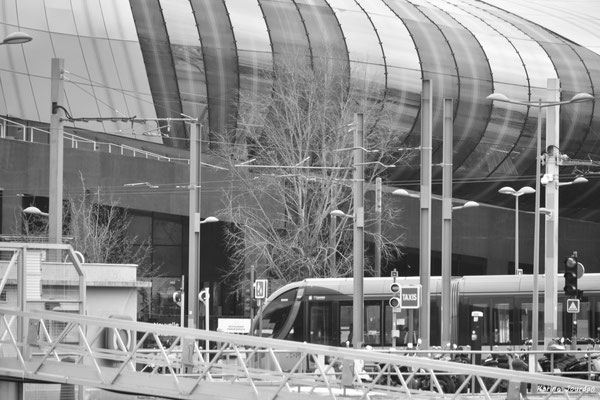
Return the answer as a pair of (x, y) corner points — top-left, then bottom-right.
(0, 308), (598, 400)
(0, 116), (189, 165)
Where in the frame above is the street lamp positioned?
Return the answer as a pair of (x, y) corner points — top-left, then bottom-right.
(487, 84), (594, 351)
(498, 186), (535, 275)
(392, 189), (478, 210)
(1, 32), (32, 45)
(556, 176), (588, 187)
(23, 206), (49, 217)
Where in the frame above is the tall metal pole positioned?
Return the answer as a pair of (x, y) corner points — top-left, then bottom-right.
(515, 196), (520, 274)
(374, 177), (382, 277)
(544, 78), (561, 346)
(441, 98), (453, 347)
(188, 122), (201, 329)
(49, 58), (64, 252)
(352, 113), (365, 348)
(532, 98), (542, 352)
(420, 80), (432, 348)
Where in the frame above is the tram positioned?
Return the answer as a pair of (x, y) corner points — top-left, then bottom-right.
(250, 274), (600, 348)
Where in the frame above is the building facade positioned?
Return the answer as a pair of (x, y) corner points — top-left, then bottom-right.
(1, 1), (600, 326)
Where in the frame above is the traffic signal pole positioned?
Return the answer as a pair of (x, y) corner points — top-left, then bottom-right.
(564, 252), (581, 349)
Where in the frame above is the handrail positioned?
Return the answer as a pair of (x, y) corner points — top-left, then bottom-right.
(0, 116), (189, 165)
(0, 307), (598, 400)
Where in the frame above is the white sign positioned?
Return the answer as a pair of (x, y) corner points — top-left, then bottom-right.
(567, 298), (580, 314)
(254, 279), (268, 299)
(399, 285), (421, 309)
(217, 318), (251, 334)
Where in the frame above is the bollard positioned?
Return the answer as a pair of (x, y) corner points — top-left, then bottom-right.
(509, 358), (528, 399)
(507, 380), (522, 400)
(341, 359), (354, 396)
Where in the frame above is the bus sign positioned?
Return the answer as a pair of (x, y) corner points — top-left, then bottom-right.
(400, 285), (421, 309)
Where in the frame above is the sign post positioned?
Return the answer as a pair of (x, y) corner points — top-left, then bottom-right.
(254, 279), (268, 337)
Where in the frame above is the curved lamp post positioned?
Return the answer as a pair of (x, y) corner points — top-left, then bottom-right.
(498, 186), (535, 275)
(487, 85), (594, 352)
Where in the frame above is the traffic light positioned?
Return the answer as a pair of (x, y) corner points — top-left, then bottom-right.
(389, 282), (401, 309)
(564, 256), (578, 296)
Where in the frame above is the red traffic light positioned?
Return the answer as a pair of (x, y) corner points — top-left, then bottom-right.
(564, 257), (578, 296)
(390, 282), (401, 293)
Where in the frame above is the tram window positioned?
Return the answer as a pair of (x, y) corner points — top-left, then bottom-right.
(595, 301), (600, 340)
(558, 302), (563, 336)
(578, 301), (590, 338)
(520, 302), (544, 345)
(257, 289), (297, 337)
(340, 304), (352, 346)
(471, 303), (489, 345)
(309, 303), (333, 345)
(492, 302), (512, 344)
(384, 307), (409, 346)
(284, 302), (304, 342)
(364, 303), (381, 346)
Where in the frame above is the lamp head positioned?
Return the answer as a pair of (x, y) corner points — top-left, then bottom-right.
(203, 216), (219, 223)
(572, 176), (588, 185)
(486, 93), (510, 102)
(2, 32), (33, 45)
(392, 188), (420, 199)
(462, 201), (479, 209)
(570, 93), (594, 103)
(517, 186), (535, 196)
(330, 210), (346, 217)
(23, 206), (48, 217)
(498, 186), (516, 195)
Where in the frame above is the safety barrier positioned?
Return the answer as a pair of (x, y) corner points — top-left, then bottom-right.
(0, 307), (598, 400)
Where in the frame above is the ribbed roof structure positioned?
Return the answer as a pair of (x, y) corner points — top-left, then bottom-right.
(1, 0), (599, 220)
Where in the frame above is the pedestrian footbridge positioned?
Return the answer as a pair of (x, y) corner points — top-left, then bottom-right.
(0, 308), (599, 400)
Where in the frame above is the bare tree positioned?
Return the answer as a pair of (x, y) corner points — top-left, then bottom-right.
(214, 56), (410, 292)
(65, 179), (153, 271)
(17, 176), (157, 319)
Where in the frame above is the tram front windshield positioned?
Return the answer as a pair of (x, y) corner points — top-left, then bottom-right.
(253, 288), (298, 338)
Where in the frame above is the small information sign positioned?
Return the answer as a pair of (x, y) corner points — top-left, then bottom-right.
(567, 298), (580, 314)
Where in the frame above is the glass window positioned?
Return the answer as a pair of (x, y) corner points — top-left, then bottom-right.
(471, 303), (489, 345)
(364, 302), (381, 346)
(384, 306), (412, 346)
(128, 214), (153, 244)
(309, 302), (332, 345)
(152, 245), (183, 276)
(256, 288), (297, 337)
(340, 304), (352, 346)
(153, 216), (182, 246)
(492, 302), (512, 344)
(520, 301), (543, 345)
(576, 300), (590, 338)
